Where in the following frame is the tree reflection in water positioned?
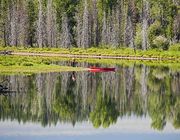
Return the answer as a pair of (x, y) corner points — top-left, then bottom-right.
(0, 63), (180, 131)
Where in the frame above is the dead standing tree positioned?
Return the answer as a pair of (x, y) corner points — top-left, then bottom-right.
(9, 0), (17, 46)
(82, 0), (90, 48)
(101, 11), (108, 45)
(61, 14), (72, 48)
(37, 0), (46, 48)
(46, 0), (56, 47)
(142, 0), (149, 50)
(125, 0), (136, 50)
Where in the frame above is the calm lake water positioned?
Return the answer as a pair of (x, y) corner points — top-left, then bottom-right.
(0, 61), (180, 140)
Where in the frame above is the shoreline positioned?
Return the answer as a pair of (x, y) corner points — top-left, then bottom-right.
(11, 52), (178, 61)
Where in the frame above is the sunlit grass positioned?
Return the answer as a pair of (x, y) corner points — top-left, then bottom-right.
(0, 55), (85, 74)
(1, 48), (180, 75)
(0, 44), (180, 60)
(0, 65), (85, 74)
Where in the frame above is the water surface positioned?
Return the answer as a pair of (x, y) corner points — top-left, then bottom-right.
(0, 62), (180, 140)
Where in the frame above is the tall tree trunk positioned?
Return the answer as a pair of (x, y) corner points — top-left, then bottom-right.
(46, 0), (56, 47)
(125, 0), (136, 49)
(37, 0), (43, 48)
(16, 0), (27, 46)
(117, 0), (124, 46)
(108, 13), (113, 45)
(47, 0), (52, 47)
(9, 1), (17, 46)
(101, 12), (108, 45)
(142, 0), (149, 50)
(82, 0), (90, 48)
(75, 13), (82, 47)
(61, 14), (72, 48)
(111, 9), (120, 47)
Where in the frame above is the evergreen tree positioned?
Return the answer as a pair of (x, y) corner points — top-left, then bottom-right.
(27, 0), (37, 47)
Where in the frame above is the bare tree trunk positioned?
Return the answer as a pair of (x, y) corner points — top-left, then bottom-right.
(75, 13), (82, 47)
(37, 0), (43, 48)
(82, 0), (90, 48)
(122, 0), (128, 47)
(125, 0), (136, 49)
(16, 0), (27, 46)
(47, 0), (52, 47)
(142, 0), (149, 50)
(108, 14), (113, 45)
(101, 12), (108, 45)
(46, 0), (56, 47)
(117, 1), (123, 46)
(111, 9), (119, 47)
(9, 1), (17, 46)
(61, 14), (72, 48)
(52, 11), (57, 47)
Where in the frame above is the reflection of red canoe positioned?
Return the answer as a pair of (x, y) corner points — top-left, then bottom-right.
(88, 67), (115, 72)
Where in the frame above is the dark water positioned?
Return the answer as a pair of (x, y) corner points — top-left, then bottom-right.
(0, 62), (180, 140)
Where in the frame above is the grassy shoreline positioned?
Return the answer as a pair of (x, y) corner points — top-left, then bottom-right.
(1, 45), (180, 74)
(0, 45), (180, 60)
(0, 55), (86, 74)
(0, 55), (180, 74)
(0, 65), (86, 74)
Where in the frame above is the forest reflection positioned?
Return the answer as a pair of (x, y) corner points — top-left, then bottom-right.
(0, 63), (180, 131)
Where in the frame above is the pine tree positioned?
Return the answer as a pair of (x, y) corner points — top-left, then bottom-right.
(27, 0), (37, 47)
(92, 0), (99, 46)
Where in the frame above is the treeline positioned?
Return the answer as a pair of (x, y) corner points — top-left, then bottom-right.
(0, 0), (179, 50)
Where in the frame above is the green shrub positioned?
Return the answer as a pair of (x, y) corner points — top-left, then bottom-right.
(1, 62), (15, 66)
(169, 44), (180, 51)
(41, 59), (51, 65)
(152, 36), (169, 50)
(22, 62), (34, 66)
(148, 21), (162, 45)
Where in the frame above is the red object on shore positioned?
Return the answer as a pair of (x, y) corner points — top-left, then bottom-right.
(88, 67), (115, 72)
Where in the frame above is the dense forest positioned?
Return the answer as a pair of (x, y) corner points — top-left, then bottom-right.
(0, 0), (179, 50)
(0, 63), (180, 130)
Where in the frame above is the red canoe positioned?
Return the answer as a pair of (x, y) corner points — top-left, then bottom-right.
(88, 67), (115, 72)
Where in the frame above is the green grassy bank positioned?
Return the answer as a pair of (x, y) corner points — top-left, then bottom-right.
(0, 56), (85, 74)
(0, 44), (180, 60)
(1, 54), (180, 74)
